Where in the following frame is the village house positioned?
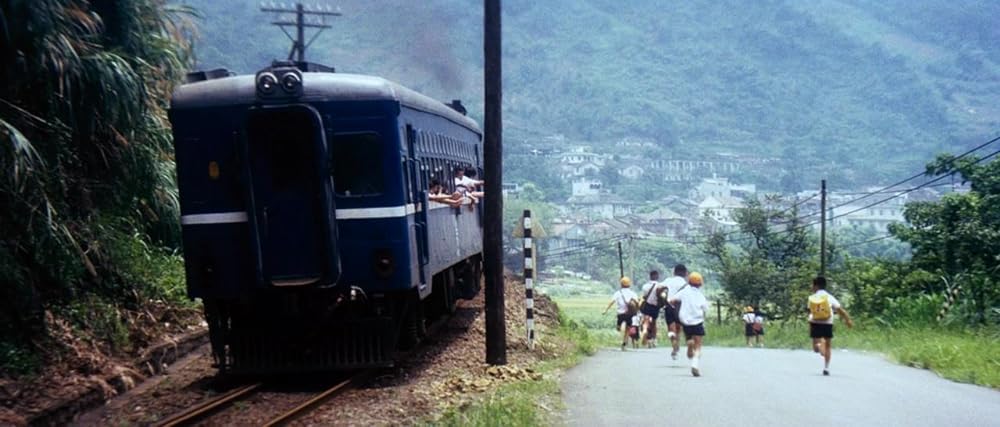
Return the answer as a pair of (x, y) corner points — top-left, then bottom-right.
(559, 147), (605, 179)
(635, 206), (689, 237)
(566, 193), (637, 220)
(619, 165), (645, 180)
(571, 178), (603, 197)
(698, 195), (745, 226)
(693, 175), (756, 200)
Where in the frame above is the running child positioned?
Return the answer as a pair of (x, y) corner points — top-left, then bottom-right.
(660, 264), (688, 359)
(638, 271), (663, 348)
(669, 272), (709, 377)
(808, 276), (853, 376)
(603, 277), (639, 351)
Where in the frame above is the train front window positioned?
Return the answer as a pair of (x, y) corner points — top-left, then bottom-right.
(331, 132), (384, 196)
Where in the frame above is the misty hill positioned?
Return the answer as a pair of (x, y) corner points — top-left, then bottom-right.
(182, 0), (999, 190)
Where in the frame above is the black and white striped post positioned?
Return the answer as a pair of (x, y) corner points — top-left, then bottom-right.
(938, 284), (961, 322)
(523, 209), (535, 350)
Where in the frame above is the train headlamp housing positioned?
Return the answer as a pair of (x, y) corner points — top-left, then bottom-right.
(256, 72), (278, 95)
(255, 65), (303, 100)
(281, 72), (302, 93)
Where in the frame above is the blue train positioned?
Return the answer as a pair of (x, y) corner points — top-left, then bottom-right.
(169, 61), (483, 373)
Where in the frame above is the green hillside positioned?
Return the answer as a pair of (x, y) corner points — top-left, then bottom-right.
(182, 0), (999, 189)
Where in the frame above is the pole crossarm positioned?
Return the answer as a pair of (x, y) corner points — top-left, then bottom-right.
(261, 2), (341, 62)
(271, 22), (333, 28)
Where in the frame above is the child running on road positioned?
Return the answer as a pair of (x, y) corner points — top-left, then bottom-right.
(638, 271), (663, 348)
(808, 276), (853, 376)
(669, 272), (709, 377)
(603, 277), (639, 351)
(660, 264), (688, 359)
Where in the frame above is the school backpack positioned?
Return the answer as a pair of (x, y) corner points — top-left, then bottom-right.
(619, 291), (640, 317)
(626, 298), (640, 317)
(809, 294), (832, 321)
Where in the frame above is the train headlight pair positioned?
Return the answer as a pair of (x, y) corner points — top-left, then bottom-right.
(255, 66), (303, 98)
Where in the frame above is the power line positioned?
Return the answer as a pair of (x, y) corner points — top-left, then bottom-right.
(839, 234), (897, 249)
(541, 236), (628, 261)
(822, 147), (1000, 224)
(823, 134), (1000, 211)
(834, 182), (956, 196)
(682, 137), (1000, 247)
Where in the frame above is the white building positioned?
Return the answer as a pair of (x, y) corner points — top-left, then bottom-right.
(566, 194), (637, 219)
(619, 165), (645, 180)
(559, 147), (606, 179)
(699, 195), (745, 225)
(571, 178), (603, 197)
(694, 176), (756, 200)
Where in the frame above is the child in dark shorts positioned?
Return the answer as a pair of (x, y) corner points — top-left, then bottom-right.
(807, 276), (853, 376)
(604, 277), (639, 351)
(669, 272), (709, 377)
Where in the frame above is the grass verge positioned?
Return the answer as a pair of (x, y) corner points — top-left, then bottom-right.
(430, 309), (597, 426)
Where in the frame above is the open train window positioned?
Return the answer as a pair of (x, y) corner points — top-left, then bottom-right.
(330, 132), (383, 196)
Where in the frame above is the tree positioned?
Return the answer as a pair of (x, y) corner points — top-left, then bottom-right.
(888, 153), (1000, 324)
(703, 199), (818, 320)
(0, 0), (194, 343)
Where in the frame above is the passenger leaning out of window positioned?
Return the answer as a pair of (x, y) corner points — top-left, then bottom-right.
(453, 167), (483, 206)
(428, 179), (462, 207)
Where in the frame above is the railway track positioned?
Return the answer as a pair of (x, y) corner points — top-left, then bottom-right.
(154, 371), (370, 427)
(153, 313), (454, 426)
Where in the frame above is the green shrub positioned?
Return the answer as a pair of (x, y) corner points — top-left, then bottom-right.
(59, 296), (131, 352)
(0, 341), (40, 376)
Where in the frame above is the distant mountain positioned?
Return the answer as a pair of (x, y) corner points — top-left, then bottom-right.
(182, 0), (999, 189)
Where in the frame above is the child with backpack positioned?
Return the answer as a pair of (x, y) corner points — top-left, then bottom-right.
(808, 276), (853, 376)
(742, 306), (757, 348)
(669, 272), (709, 377)
(603, 277), (639, 351)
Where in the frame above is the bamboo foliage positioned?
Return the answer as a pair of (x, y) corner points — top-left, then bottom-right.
(0, 0), (194, 339)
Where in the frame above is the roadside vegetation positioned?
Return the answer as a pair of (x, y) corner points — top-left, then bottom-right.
(0, 0), (198, 376)
(432, 310), (598, 426)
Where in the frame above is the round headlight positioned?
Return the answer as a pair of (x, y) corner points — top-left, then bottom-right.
(281, 72), (302, 92)
(256, 72), (278, 94)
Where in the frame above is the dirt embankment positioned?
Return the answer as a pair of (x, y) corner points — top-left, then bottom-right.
(302, 275), (564, 425)
(0, 302), (206, 426)
(24, 275), (563, 426)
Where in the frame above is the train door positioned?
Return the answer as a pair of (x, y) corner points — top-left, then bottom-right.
(407, 125), (430, 296)
(244, 106), (336, 286)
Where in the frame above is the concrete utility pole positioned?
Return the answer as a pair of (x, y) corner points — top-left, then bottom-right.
(261, 2), (341, 62)
(820, 179), (827, 277)
(484, 0), (506, 366)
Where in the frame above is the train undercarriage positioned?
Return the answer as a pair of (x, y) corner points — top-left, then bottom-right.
(203, 256), (482, 374)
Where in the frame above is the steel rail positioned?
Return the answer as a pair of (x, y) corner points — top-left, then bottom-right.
(154, 382), (262, 427)
(263, 371), (371, 427)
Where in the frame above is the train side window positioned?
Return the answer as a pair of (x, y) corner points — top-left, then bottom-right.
(330, 132), (384, 196)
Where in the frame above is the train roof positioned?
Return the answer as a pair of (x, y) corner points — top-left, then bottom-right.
(170, 72), (481, 133)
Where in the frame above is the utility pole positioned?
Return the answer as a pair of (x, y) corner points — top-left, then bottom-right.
(261, 2), (341, 62)
(483, 0), (506, 366)
(820, 179), (827, 277)
(617, 241), (624, 278)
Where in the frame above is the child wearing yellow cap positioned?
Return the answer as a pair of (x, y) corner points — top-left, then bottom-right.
(603, 276), (639, 351)
(669, 272), (710, 376)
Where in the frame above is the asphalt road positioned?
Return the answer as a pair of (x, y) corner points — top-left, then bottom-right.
(562, 346), (1000, 427)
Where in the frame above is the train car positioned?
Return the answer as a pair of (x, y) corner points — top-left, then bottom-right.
(168, 61), (483, 373)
